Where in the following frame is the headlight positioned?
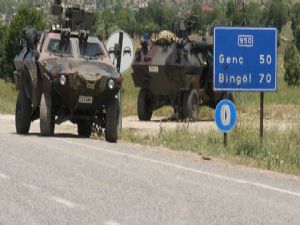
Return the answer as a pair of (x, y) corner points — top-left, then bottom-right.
(108, 79), (115, 90)
(60, 75), (66, 86)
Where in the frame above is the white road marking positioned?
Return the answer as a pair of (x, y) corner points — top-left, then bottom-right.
(49, 196), (78, 208)
(103, 220), (121, 225)
(60, 139), (300, 198)
(0, 172), (9, 180)
(22, 183), (40, 191)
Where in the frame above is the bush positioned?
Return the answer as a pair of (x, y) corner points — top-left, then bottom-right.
(294, 25), (300, 51)
(284, 44), (300, 86)
(0, 4), (45, 81)
(264, 0), (289, 33)
(291, 3), (300, 50)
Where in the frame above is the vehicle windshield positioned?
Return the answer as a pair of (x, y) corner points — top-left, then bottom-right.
(47, 39), (72, 56)
(80, 42), (103, 58)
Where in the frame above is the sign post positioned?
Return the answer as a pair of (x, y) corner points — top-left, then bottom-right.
(260, 92), (264, 142)
(214, 27), (277, 142)
(106, 30), (135, 133)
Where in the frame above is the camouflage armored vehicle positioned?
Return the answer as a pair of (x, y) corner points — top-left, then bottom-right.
(132, 17), (233, 121)
(13, 1), (122, 142)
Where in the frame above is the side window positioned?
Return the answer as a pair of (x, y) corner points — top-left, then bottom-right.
(47, 39), (72, 55)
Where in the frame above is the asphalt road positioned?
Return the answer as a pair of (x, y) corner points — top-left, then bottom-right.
(0, 116), (300, 225)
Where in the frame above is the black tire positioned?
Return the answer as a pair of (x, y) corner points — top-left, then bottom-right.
(40, 92), (55, 136)
(77, 120), (93, 138)
(183, 89), (199, 121)
(105, 98), (120, 143)
(15, 90), (32, 134)
(137, 89), (153, 121)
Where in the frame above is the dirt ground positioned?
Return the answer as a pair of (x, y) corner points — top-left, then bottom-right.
(1, 114), (298, 136)
(122, 116), (299, 135)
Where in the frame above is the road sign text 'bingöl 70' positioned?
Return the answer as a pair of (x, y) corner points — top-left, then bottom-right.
(213, 27), (277, 92)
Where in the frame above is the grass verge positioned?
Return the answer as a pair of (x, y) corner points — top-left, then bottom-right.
(121, 124), (300, 176)
(0, 79), (17, 114)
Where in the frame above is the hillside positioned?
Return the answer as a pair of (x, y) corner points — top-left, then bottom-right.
(0, 0), (287, 14)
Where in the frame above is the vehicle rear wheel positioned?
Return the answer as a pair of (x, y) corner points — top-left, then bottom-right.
(105, 98), (120, 143)
(183, 89), (199, 121)
(77, 120), (93, 137)
(15, 90), (32, 134)
(40, 92), (55, 136)
(137, 89), (153, 121)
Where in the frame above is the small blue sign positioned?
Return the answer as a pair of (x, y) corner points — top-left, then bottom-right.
(214, 27), (277, 92)
(215, 100), (237, 133)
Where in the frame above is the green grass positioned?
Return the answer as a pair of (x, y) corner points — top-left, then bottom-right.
(122, 70), (139, 116)
(0, 79), (17, 114)
(121, 124), (300, 175)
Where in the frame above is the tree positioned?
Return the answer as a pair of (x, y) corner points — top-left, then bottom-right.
(294, 25), (300, 50)
(95, 9), (116, 40)
(284, 43), (300, 86)
(191, 3), (205, 33)
(115, 8), (136, 35)
(290, 3), (300, 50)
(1, 4), (45, 81)
(205, 6), (231, 35)
(264, 0), (289, 32)
(226, 0), (245, 26)
(244, 2), (263, 26)
(0, 24), (8, 79)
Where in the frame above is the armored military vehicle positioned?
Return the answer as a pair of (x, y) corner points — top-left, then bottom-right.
(13, 0), (122, 142)
(132, 17), (233, 121)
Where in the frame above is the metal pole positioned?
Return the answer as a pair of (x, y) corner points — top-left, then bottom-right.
(118, 90), (122, 132)
(116, 32), (124, 133)
(260, 92), (264, 143)
(224, 133), (228, 147)
(116, 32), (123, 73)
(224, 91), (229, 147)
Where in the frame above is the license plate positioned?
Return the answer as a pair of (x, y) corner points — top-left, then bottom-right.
(78, 96), (93, 104)
(149, 66), (159, 73)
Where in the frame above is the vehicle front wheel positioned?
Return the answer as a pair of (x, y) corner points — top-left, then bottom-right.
(137, 89), (153, 121)
(77, 120), (93, 138)
(40, 92), (55, 136)
(183, 89), (199, 121)
(105, 98), (120, 143)
(15, 90), (32, 134)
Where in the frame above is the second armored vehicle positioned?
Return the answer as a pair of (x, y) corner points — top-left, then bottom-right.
(14, 1), (122, 142)
(132, 18), (233, 121)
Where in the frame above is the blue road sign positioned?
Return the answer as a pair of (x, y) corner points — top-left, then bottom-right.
(215, 100), (237, 133)
(214, 27), (277, 92)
